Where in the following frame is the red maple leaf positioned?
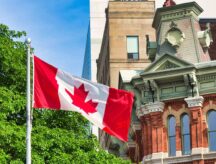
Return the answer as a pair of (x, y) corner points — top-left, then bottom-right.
(65, 84), (98, 114)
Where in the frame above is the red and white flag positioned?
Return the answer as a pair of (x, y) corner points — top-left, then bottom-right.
(33, 56), (134, 142)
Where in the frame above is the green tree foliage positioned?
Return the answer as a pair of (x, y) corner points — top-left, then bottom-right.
(0, 24), (130, 164)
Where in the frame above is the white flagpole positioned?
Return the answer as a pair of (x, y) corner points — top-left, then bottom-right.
(26, 38), (32, 164)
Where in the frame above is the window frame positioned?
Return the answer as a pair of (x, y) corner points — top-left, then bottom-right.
(126, 36), (139, 60)
(207, 110), (216, 152)
(181, 113), (191, 155)
(168, 115), (176, 157)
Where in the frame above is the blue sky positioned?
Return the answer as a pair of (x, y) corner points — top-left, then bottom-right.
(0, 0), (89, 76)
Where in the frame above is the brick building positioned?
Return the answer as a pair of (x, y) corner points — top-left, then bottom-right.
(119, 1), (216, 163)
(97, 0), (216, 163)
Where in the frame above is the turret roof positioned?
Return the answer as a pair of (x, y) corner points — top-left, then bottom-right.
(163, 0), (176, 7)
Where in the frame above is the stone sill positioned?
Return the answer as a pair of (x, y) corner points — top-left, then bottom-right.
(143, 151), (216, 164)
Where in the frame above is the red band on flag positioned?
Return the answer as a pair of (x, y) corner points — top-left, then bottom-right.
(33, 56), (60, 109)
(103, 88), (134, 142)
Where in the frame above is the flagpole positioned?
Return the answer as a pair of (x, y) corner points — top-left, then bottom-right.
(26, 38), (32, 164)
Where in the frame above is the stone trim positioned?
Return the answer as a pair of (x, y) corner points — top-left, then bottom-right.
(197, 74), (216, 81)
(137, 102), (165, 118)
(176, 150), (182, 157)
(143, 152), (168, 160)
(203, 151), (216, 160)
(143, 101), (164, 114)
(143, 151), (216, 164)
(192, 147), (209, 155)
(184, 96), (204, 108)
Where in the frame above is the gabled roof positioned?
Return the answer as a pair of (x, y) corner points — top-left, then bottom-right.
(142, 54), (193, 74)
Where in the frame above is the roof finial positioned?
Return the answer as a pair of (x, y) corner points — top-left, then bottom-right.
(163, 0), (176, 7)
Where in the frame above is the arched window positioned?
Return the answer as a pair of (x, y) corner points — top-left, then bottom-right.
(208, 110), (216, 151)
(181, 114), (191, 155)
(168, 115), (176, 156)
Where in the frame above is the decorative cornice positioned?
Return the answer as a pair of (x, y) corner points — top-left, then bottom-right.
(109, 59), (149, 63)
(136, 102), (165, 118)
(197, 74), (216, 81)
(153, 2), (203, 29)
(184, 96), (204, 108)
(144, 102), (165, 114)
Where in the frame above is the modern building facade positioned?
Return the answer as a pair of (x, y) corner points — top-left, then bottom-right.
(82, 24), (91, 80)
(82, 0), (109, 81)
(97, 0), (216, 163)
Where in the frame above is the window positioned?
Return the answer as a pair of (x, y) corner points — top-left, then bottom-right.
(168, 115), (176, 156)
(208, 110), (216, 151)
(127, 36), (139, 60)
(181, 114), (191, 155)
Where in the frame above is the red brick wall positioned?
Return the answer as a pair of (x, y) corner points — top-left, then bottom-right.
(138, 96), (216, 163)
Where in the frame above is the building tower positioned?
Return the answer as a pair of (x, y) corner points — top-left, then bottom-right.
(97, 0), (156, 88)
(97, 0), (156, 161)
(151, 1), (211, 63)
(82, 0), (109, 81)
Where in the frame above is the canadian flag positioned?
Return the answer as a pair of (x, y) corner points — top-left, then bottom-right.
(33, 56), (134, 142)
